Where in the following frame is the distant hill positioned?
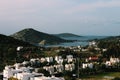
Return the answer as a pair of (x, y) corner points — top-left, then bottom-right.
(97, 36), (120, 42)
(10, 28), (68, 45)
(53, 33), (81, 38)
(0, 34), (31, 46)
(96, 35), (120, 48)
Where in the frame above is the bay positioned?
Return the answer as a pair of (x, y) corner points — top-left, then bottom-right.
(47, 36), (108, 47)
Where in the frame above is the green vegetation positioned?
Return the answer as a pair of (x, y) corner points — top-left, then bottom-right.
(8, 77), (18, 80)
(0, 34), (32, 71)
(97, 36), (120, 48)
(53, 33), (81, 38)
(0, 33), (120, 80)
(80, 72), (120, 80)
(38, 68), (51, 77)
(97, 36), (120, 57)
(10, 28), (69, 45)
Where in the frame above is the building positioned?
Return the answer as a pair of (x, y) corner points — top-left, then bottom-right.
(67, 55), (73, 63)
(3, 64), (64, 80)
(30, 76), (64, 80)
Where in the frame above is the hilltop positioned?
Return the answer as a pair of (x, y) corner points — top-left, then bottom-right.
(53, 33), (81, 38)
(10, 28), (68, 45)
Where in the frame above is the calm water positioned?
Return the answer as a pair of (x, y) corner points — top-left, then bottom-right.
(47, 36), (108, 47)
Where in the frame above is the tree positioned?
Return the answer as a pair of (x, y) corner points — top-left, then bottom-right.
(38, 68), (51, 77)
(8, 77), (18, 80)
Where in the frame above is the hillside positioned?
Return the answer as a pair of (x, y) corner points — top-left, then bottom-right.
(10, 28), (68, 45)
(96, 35), (120, 48)
(95, 35), (120, 43)
(99, 36), (120, 41)
(0, 34), (31, 46)
(53, 33), (81, 38)
(0, 34), (32, 71)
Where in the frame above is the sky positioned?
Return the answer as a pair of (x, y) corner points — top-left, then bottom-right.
(0, 0), (120, 36)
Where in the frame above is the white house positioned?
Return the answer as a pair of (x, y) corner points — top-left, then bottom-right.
(105, 57), (120, 67)
(3, 65), (34, 80)
(82, 63), (93, 69)
(16, 72), (33, 80)
(54, 65), (64, 72)
(89, 41), (97, 47)
(30, 76), (64, 80)
(105, 61), (112, 67)
(67, 55), (73, 63)
(102, 49), (107, 52)
(17, 46), (23, 51)
(43, 66), (54, 75)
(3, 66), (14, 79)
(22, 61), (29, 66)
(110, 57), (119, 64)
(82, 63), (88, 69)
(88, 63), (93, 69)
(3, 66), (22, 79)
(40, 57), (46, 63)
(55, 56), (62, 61)
(65, 64), (75, 71)
(55, 56), (63, 64)
(46, 57), (53, 63)
(14, 63), (21, 70)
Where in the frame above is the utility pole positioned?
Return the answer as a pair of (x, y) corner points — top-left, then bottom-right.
(77, 57), (79, 79)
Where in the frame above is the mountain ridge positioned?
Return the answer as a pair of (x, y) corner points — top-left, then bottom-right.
(10, 28), (69, 45)
(0, 34), (31, 46)
(53, 33), (81, 38)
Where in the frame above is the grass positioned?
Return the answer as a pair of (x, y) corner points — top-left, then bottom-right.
(80, 72), (120, 80)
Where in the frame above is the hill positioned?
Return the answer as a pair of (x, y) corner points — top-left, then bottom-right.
(10, 28), (68, 45)
(0, 34), (31, 46)
(96, 35), (120, 42)
(96, 35), (120, 58)
(100, 36), (120, 41)
(0, 34), (32, 71)
(53, 33), (81, 38)
(97, 35), (120, 48)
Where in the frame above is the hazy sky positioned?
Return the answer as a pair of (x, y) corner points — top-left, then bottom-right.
(0, 0), (120, 36)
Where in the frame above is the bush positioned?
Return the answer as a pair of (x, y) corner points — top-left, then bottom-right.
(112, 77), (120, 80)
(8, 77), (18, 80)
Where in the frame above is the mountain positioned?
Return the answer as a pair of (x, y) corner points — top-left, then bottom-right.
(96, 35), (120, 48)
(0, 34), (33, 71)
(97, 35), (120, 42)
(10, 28), (68, 45)
(0, 34), (31, 46)
(53, 33), (81, 38)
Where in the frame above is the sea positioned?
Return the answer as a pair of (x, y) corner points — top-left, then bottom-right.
(47, 36), (108, 47)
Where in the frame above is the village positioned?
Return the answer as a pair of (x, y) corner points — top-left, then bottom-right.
(2, 41), (120, 80)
